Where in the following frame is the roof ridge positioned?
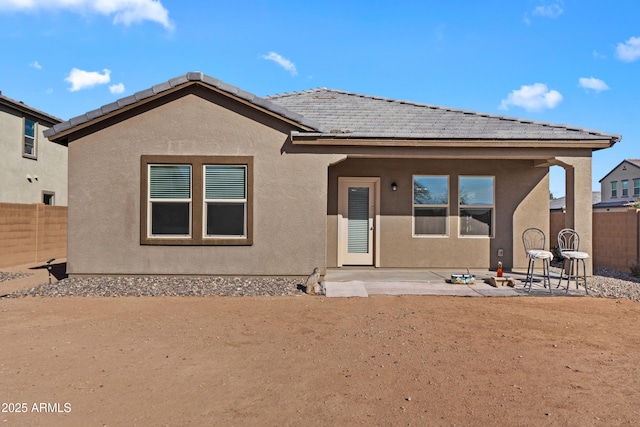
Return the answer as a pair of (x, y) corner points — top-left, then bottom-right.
(45, 72), (323, 140)
(268, 87), (621, 139)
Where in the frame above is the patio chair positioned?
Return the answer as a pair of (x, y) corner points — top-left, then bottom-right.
(556, 228), (589, 295)
(522, 228), (553, 294)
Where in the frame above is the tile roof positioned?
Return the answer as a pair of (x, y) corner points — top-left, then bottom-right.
(0, 91), (62, 125)
(44, 72), (621, 144)
(267, 88), (621, 141)
(44, 72), (321, 139)
(549, 192), (601, 210)
(593, 199), (637, 209)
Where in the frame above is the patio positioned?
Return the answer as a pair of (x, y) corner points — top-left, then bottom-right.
(323, 268), (589, 298)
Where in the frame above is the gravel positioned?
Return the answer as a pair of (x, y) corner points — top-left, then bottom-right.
(0, 272), (31, 283)
(4, 275), (306, 298)
(2, 268), (639, 301)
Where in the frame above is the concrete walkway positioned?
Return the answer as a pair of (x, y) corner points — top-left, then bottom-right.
(323, 268), (588, 298)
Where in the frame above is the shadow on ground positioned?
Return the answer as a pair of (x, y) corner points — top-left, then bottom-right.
(29, 261), (68, 281)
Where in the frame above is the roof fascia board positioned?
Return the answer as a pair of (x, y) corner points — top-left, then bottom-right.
(46, 83), (189, 143)
(204, 84), (317, 132)
(0, 97), (61, 125)
(289, 136), (614, 149)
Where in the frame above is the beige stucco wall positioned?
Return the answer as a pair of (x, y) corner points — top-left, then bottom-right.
(0, 105), (67, 205)
(326, 158), (550, 270)
(66, 87), (340, 276)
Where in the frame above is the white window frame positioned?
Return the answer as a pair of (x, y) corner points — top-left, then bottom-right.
(459, 176), (495, 238)
(202, 165), (248, 239)
(23, 118), (37, 159)
(147, 164), (193, 239)
(634, 179), (640, 197)
(412, 175), (449, 237)
(621, 180), (629, 197)
(611, 181), (617, 198)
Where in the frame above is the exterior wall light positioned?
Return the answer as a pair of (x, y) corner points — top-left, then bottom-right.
(391, 182), (398, 191)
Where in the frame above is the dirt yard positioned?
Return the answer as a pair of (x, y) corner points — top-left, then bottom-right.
(1, 291), (639, 426)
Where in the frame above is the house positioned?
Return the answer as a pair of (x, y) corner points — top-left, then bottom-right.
(0, 91), (66, 205)
(550, 192), (601, 212)
(44, 72), (620, 277)
(592, 159), (640, 211)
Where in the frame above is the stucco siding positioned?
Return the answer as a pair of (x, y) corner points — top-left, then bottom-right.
(66, 88), (337, 276)
(0, 105), (67, 205)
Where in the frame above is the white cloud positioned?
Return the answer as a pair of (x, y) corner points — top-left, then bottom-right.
(525, 1), (563, 24)
(261, 52), (298, 76)
(499, 83), (563, 112)
(0, 0), (173, 30)
(578, 77), (609, 92)
(65, 68), (111, 92)
(29, 60), (42, 69)
(109, 82), (125, 94)
(592, 50), (605, 60)
(532, 2), (564, 18)
(616, 36), (640, 62)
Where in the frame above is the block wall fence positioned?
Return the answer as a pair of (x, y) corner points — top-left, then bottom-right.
(550, 211), (640, 272)
(0, 203), (67, 268)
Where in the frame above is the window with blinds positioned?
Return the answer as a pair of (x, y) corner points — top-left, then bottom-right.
(141, 155), (253, 246)
(204, 165), (247, 237)
(149, 165), (192, 236)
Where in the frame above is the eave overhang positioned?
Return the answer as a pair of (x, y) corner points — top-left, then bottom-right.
(289, 135), (616, 150)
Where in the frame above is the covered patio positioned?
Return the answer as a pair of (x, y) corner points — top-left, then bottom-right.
(323, 268), (589, 297)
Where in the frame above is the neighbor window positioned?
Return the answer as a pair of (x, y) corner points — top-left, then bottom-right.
(459, 176), (494, 237)
(42, 192), (55, 206)
(611, 181), (617, 198)
(141, 155), (252, 245)
(23, 118), (37, 159)
(622, 180), (628, 197)
(413, 175), (448, 236)
(634, 179), (640, 197)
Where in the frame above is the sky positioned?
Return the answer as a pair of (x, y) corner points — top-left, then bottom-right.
(1, 0), (638, 198)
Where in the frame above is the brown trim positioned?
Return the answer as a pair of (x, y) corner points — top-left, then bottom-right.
(140, 155), (253, 246)
(290, 136), (614, 149)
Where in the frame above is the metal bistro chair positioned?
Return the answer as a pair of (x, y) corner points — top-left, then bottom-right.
(522, 228), (554, 294)
(556, 228), (590, 295)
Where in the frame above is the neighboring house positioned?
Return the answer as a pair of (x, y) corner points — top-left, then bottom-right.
(550, 192), (601, 212)
(44, 72), (620, 277)
(592, 159), (640, 211)
(0, 91), (67, 205)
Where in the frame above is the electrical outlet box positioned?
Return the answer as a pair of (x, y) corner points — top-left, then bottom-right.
(497, 249), (504, 257)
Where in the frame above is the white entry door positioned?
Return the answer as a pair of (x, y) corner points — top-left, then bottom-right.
(338, 178), (379, 266)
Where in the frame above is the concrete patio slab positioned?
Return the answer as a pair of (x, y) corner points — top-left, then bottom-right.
(322, 268), (588, 298)
(324, 281), (368, 297)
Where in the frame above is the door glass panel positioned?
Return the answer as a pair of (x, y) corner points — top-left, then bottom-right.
(347, 187), (369, 254)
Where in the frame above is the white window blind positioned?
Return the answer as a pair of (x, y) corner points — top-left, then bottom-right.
(150, 165), (191, 199)
(347, 187), (369, 254)
(205, 166), (246, 199)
